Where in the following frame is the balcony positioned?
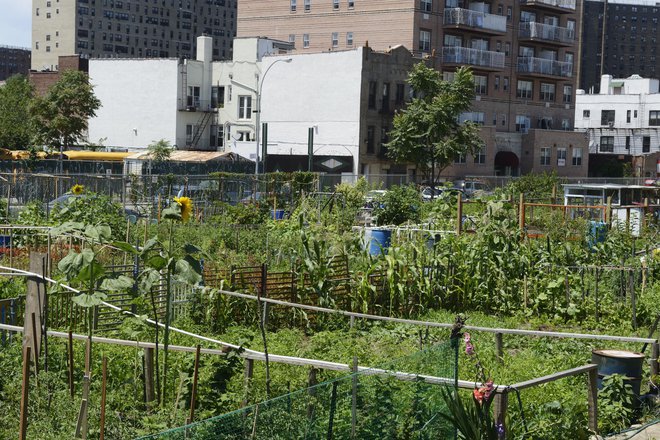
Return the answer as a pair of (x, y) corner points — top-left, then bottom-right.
(516, 56), (573, 78)
(441, 46), (505, 70)
(177, 98), (216, 112)
(519, 22), (575, 46)
(519, 0), (576, 13)
(443, 8), (507, 34)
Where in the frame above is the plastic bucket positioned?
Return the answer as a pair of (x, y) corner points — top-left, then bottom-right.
(592, 349), (644, 403)
(271, 209), (285, 220)
(368, 229), (392, 256)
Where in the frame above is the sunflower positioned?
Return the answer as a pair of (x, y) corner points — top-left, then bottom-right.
(71, 184), (85, 195)
(173, 196), (193, 222)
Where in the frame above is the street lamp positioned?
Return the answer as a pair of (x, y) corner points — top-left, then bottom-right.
(231, 57), (292, 175)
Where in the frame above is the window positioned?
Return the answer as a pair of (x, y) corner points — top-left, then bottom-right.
(210, 124), (224, 148)
(331, 32), (338, 47)
(650, 110), (660, 125)
(382, 83), (391, 112)
(238, 96), (252, 119)
(643, 136), (651, 152)
(474, 75), (487, 95)
(303, 33), (310, 48)
(601, 110), (615, 126)
(454, 154), (466, 164)
(333, 0), (339, 9)
(540, 83), (555, 101)
(421, 0), (432, 12)
(504, 42), (510, 56)
(348, 0), (354, 7)
(557, 148), (567, 166)
(419, 29), (431, 52)
(626, 136), (630, 150)
(600, 136), (614, 152)
(367, 125), (375, 153)
(290, 0), (297, 11)
(516, 80), (532, 99)
(563, 85), (572, 103)
(515, 115), (530, 133)
(506, 6), (512, 21)
(368, 81), (377, 109)
(185, 124), (199, 144)
(346, 32), (354, 46)
(46, 46), (51, 52)
(583, 110), (590, 118)
(443, 72), (456, 82)
(395, 83), (405, 104)
(503, 77), (509, 91)
(627, 110), (632, 123)
(459, 112), (485, 125)
(187, 86), (200, 107)
(572, 147), (582, 166)
(304, 0), (311, 11)
(46, 34), (51, 41)
(289, 34), (295, 43)
(494, 75), (500, 90)
(47, 12), (51, 18)
(540, 147), (551, 165)
(211, 86), (224, 108)
(634, 110), (638, 118)
(474, 148), (486, 164)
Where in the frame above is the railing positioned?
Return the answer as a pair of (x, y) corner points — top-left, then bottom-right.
(441, 46), (505, 69)
(443, 8), (507, 33)
(520, 0), (576, 11)
(517, 56), (573, 77)
(519, 21), (575, 43)
(177, 99), (214, 112)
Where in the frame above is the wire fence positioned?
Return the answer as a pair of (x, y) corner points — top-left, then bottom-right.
(137, 339), (457, 440)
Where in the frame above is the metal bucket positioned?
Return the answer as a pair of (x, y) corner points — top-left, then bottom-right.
(592, 349), (645, 401)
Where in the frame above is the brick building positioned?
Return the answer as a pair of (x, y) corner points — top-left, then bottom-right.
(0, 46), (31, 81)
(31, 0), (237, 71)
(29, 55), (88, 96)
(238, 0), (588, 178)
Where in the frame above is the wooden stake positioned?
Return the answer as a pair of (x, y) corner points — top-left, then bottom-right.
(31, 312), (39, 378)
(250, 404), (260, 439)
(493, 391), (508, 435)
(351, 357), (358, 439)
(456, 193), (463, 235)
(18, 346), (30, 440)
(76, 338), (92, 439)
(100, 356), (107, 440)
(518, 193), (525, 239)
(242, 358), (254, 408)
(68, 330), (75, 399)
(188, 345), (201, 423)
(495, 332), (503, 363)
(327, 381), (338, 440)
(144, 347), (155, 404)
(587, 367), (599, 434)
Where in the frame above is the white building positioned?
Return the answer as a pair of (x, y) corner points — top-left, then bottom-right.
(89, 35), (418, 176)
(575, 74), (660, 176)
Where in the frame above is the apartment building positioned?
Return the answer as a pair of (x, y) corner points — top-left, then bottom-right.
(0, 46), (31, 81)
(88, 36), (420, 175)
(580, 0), (660, 94)
(575, 74), (660, 177)
(31, 0), (237, 71)
(238, 0), (588, 178)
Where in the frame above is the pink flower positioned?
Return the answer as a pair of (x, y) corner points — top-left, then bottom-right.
(473, 387), (485, 404)
(465, 341), (474, 356)
(483, 380), (494, 400)
(463, 332), (471, 344)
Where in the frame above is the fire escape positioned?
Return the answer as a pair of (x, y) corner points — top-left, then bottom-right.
(179, 61), (217, 150)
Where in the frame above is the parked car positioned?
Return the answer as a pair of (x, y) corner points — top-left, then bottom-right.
(453, 180), (492, 199)
(420, 186), (463, 201)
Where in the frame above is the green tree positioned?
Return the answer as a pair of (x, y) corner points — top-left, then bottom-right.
(148, 138), (174, 163)
(0, 74), (35, 149)
(30, 70), (101, 152)
(386, 64), (482, 184)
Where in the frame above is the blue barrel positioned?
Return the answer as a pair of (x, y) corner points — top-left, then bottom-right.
(271, 209), (285, 220)
(368, 229), (392, 256)
(587, 221), (607, 248)
(592, 349), (645, 402)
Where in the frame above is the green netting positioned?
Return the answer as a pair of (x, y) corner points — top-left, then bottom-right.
(137, 339), (457, 439)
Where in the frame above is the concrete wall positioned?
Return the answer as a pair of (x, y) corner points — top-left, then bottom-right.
(260, 50), (362, 173)
(32, 0), (76, 71)
(88, 59), (179, 149)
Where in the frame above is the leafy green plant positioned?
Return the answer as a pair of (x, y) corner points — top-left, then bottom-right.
(373, 184), (422, 226)
(599, 373), (635, 434)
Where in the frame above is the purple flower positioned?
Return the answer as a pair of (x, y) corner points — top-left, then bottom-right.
(496, 422), (505, 437)
(465, 342), (474, 356)
(463, 332), (471, 344)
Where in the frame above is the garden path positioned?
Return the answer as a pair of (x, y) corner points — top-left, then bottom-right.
(608, 422), (660, 439)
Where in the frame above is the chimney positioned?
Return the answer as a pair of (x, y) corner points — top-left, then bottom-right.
(196, 35), (213, 64)
(600, 74), (613, 95)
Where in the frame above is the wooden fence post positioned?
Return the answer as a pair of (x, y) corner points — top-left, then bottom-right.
(23, 253), (47, 367)
(18, 346), (30, 440)
(307, 368), (318, 420)
(587, 367), (599, 434)
(242, 358), (254, 408)
(493, 390), (508, 433)
(188, 345), (201, 424)
(261, 263), (269, 328)
(456, 193), (463, 236)
(495, 333), (503, 363)
(68, 330), (75, 398)
(518, 194), (525, 238)
(100, 356), (107, 440)
(651, 342), (659, 377)
(351, 356), (358, 438)
(144, 347), (155, 404)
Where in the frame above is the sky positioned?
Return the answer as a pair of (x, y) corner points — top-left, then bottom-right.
(0, 0), (32, 48)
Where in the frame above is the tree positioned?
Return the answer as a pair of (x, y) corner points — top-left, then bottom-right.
(147, 139), (174, 163)
(0, 74), (35, 149)
(386, 64), (483, 184)
(30, 70), (101, 152)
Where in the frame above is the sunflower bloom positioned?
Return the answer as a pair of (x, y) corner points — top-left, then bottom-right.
(173, 196), (193, 222)
(71, 184), (84, 195)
